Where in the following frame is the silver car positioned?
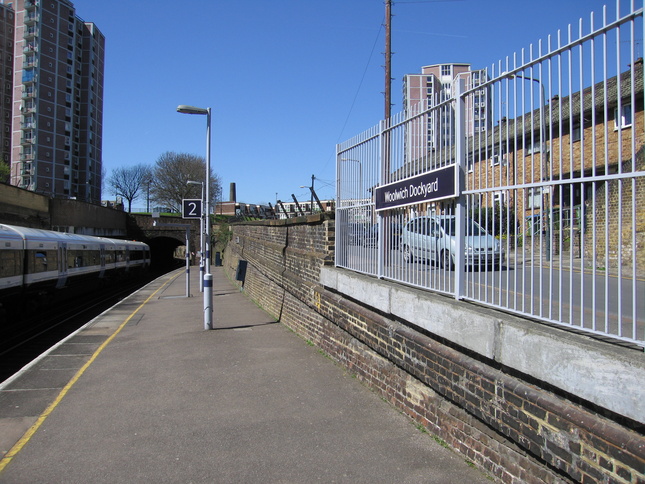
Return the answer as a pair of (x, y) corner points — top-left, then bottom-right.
(400, 215), (503, 270)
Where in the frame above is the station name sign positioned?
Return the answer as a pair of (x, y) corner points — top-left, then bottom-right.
(375, 164), (457, 211)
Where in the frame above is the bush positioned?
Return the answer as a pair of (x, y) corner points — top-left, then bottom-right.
(469, 205), (519, 237)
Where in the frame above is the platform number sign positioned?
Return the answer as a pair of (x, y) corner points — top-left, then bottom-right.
(182, 199), (202, 219)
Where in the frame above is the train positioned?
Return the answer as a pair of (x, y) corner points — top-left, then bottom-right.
(0, 224), (151, 321)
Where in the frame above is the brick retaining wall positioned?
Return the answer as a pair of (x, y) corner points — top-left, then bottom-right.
(223, 214), (644, 484)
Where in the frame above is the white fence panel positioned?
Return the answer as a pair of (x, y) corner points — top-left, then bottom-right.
(336, 0), (645, 348)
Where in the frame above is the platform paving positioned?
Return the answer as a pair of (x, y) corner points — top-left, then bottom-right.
(0, 267), (491, 483)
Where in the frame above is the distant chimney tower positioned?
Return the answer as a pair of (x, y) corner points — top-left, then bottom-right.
(229, 183), (236, 202)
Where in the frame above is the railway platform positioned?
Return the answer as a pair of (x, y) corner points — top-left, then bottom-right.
(0, 266), (490, 483)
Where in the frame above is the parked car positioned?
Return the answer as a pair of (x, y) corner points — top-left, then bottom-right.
(360, 222), (402, 249)
(362, 223), (379, 247)
(400, 215), (503, 270)
(346, 223), (370, 245)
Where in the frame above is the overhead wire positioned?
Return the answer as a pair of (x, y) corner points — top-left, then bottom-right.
(316, 16), (385, 182)
(334, 19), (385, 146)
(317, 0), (465, 194)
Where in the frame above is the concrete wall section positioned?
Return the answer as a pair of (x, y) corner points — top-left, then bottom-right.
(49, 199), (127, 236)
(0, 184), (50, 227)
(0, 184), (128, 237)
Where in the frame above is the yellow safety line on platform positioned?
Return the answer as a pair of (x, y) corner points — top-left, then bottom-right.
(0, 272), (181, 473)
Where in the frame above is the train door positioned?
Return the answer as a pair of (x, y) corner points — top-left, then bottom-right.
(57, 242), (68, 289)
(99, 244), (106, 278)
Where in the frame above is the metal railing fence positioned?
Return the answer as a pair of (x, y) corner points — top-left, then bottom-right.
(336, 0), (645, 348)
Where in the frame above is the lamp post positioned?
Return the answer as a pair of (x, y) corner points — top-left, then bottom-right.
(187, 180), (204, 292)
(177, 105), (213, 329)
(299, 174), (315, 214)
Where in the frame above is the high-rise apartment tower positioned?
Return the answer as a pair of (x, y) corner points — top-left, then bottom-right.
(2, 0), (104, 202)
(403, 63), (491, 151)
(0, 4), (15, 178)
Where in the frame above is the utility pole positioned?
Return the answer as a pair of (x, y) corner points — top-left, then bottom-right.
(310, 174), (314, 214)
(384, 0), (392, 121)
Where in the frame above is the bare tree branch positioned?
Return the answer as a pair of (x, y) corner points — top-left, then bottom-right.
(107, 164), (152, 212)
(150, 151), (221, 213)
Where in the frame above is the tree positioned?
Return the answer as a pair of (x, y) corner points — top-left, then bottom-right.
(107, 164), (151, 213)
(0, 161), (10, 184)
(149, 151), (221, 213)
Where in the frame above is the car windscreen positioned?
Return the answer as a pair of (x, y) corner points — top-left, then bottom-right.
(439, 219), (486, 236)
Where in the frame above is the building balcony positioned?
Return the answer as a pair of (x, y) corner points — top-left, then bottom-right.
(20, 134), (36, 145)
(23, 43), (38, 54)
(24, 13), (39, 25)
(21, 104), (36, 114)
(23, 27), (38, 40)
(24, 0), (39, 9)
(20, 176), (33, 190)
(21, 88), (37, 99)
(22, 75), (37, 85)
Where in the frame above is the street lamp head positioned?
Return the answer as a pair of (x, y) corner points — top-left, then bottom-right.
(177, 105), (209, 115)
(501, 71), (540, 83)
(187, 180), (203, 186)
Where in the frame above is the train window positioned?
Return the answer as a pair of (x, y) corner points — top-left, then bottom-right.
(88, 250), (100, 266)
(27, 249), (57, 273)
(67, 250), (83, 268)
(36, 252), (49, 271)
(116, 250), (125, 262)
(0, 250), (22, 277)
(104, 251), (115, 264)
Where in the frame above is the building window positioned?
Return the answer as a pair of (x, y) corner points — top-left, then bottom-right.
(491, 151), (507, 166)
(526, 141), (542, 154)
(614, 104), (632, 129)
(572, 123), (581, 142)
(527, 187), (541, 209)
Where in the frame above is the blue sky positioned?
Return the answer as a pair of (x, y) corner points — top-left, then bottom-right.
(72, 0), (624, 207)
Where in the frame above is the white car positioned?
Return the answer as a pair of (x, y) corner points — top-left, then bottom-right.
(400, 215), (503, 270)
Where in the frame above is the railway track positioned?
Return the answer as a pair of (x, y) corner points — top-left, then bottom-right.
(0, 274), (159, 383)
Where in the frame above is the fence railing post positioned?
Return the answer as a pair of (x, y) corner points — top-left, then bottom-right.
(378, 119), (389, 278)
(454, 77), (467, 300)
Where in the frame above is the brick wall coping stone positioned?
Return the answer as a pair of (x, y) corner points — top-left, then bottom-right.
(230, 213), (331, 227)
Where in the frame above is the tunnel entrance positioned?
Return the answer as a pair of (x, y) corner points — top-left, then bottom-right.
(148, 236), (185, 273)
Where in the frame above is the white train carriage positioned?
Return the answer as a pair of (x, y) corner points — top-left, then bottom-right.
(0, 225), (28, 294)
(0, 224), (150, 318)
(0, 225), (68, 292)
(60, 231), (109, 287)
(97, 236), (150, 275)
(124, 240), (151, 271)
